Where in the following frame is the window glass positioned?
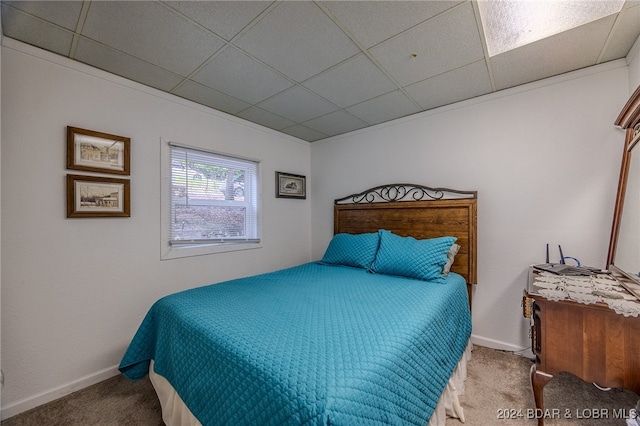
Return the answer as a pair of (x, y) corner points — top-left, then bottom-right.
(162, 141), (260, 259)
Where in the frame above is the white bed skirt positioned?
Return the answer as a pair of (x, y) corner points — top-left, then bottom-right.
(427, 342), (472, 426)
(149, 343), (472, 426)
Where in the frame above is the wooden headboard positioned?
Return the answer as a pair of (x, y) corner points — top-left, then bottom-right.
(334, 184), (477, 304)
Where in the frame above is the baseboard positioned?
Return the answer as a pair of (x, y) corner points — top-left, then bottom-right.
(1, 336), (531, 420)
(0, 365), (120, 420)
(471, 334), (534, 359)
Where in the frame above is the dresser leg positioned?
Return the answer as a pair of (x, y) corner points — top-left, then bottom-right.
(530, 364), (553, 426)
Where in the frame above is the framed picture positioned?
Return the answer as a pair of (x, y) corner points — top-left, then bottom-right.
(276, 171), (306, 199)
(67, 174), (130, 218)
(67, 126), (130, 175)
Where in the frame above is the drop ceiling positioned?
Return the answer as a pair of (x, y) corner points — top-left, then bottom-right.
(2, 1), (639, 142)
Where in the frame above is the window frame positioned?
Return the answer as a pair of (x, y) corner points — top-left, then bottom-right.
(160, 139), (262, 260)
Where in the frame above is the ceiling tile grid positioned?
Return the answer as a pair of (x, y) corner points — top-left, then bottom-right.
(346, 90), (422, 126)
(2, 0), (639, 142)
(599, 1), (640, 62)
(3, 0), (82, 30)
(173, 80), (251, 115)
(191, 46), (295, 104)
(233, 1), (362, 83)
(303, 109), (369, 137)
(256, 85), (339, 124)
(1, 3), (75, 57)
(302, 53), (398, 108)
(280, 123), (328, 142)
(236, 106), (296, 132)
(321, 0), (464, 49)
(81, 1), (226, 77)
(368, 2), (486, 87)
(165, 1), (272, 42)
(74, 37), (184, 92)
(490, 13), (620, 91)
(405, 60), (493, 110)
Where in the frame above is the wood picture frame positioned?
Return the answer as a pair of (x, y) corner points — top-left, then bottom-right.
(67, 126), (130, 175)
(67, 174), (130, 218)
(275, 171), (306, 199)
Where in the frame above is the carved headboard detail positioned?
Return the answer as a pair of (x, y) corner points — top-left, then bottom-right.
(335, 183), (477, 204)
(333, 184), (478, 305)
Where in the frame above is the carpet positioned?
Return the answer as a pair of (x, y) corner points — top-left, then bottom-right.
(3, 346), (638, 425)
(448, 346), (639, 426)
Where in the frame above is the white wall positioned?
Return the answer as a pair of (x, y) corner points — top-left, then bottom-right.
(310, 61), (630, 352)
(628, 34), (640, 92)
(0, 4), (3, 405)
(0, 39), (311, 417)
(1, 30), (637, 420)
(616, 33), (640, 274)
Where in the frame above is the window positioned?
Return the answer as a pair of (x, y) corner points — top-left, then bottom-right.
(161, 141), (260, 259)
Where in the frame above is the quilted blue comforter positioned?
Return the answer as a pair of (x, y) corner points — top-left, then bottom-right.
(119, 262), (471, 425)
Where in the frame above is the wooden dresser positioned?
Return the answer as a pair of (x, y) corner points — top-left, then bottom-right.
(523, 266), (640, 426)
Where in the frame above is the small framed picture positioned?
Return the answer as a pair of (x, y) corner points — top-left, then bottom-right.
(276, 171), (306, 199)
(67, 174), (130, 218)
(67, 126), (130, 175)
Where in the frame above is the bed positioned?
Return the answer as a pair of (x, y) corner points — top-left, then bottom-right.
(119, 184), (478, 426)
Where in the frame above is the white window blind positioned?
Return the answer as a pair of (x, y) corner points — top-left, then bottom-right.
(169, 143), (259, 246)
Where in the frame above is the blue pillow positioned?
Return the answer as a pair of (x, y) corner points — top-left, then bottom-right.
(321, 232), (380, 269)
(370, 230), (456, 282)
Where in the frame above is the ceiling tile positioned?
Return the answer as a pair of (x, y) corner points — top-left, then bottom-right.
(173, 80), (250, 115)
(2, 0), (82, 30)
(477, 0), (626, 57)
(192, 46), (294, 105)
(405, 61), (493, 110)
(74, 37), (184, 92)
(236, 107), (296, 131)
(257, 86), (339, 124)
(165, 1), (272, 41)
(369, 2), (485, 87)
(234, 1), (361, 82)
(303, 54), (398, 108)
(322, 0), (463, 48)
(599, 3), (640, 62)
(1, 4), (73, 56)
(346, 90), (421, 125)
(303, 110), (369, 136)
(491, 14), (617, 90)
(81, 1), (225, 77)
(2, 0), (638, 144)
(280, 124), (327, 142)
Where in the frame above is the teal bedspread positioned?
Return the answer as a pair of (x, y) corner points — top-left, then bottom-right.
(119, 262), (471, 425)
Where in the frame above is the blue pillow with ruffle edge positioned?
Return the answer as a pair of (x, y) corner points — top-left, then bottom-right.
(370, 230), (456, 282)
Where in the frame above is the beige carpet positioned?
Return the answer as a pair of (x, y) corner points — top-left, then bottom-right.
(449, 346), (639, 426)
(1, 375), (163, 426)
(3, 346), (638, 425)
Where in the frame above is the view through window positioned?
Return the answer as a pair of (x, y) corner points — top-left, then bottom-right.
(169, 144), (259, 246)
